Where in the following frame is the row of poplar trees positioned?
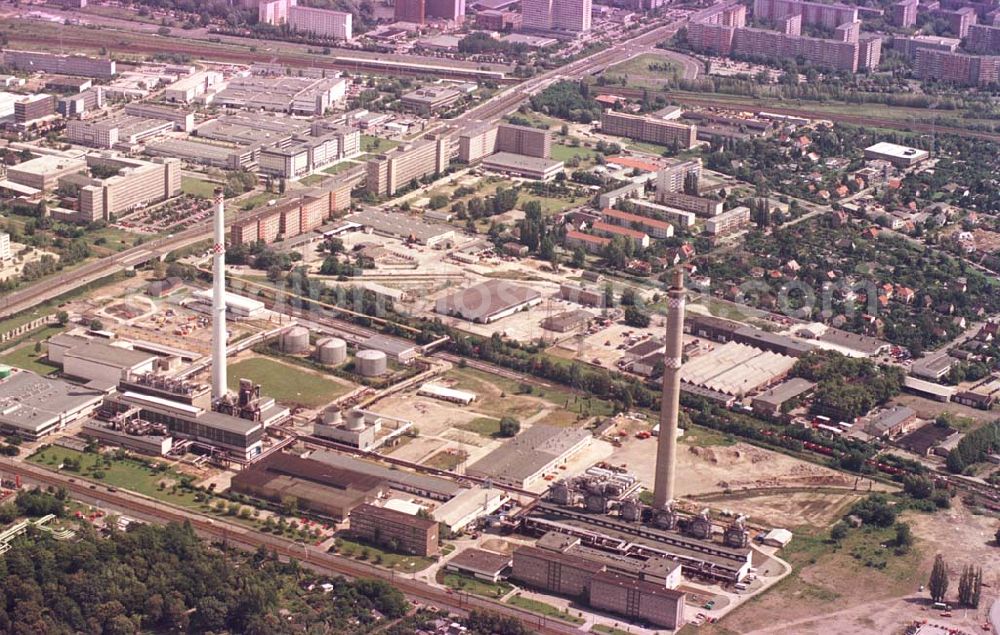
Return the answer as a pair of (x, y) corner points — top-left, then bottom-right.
(929, 554), (983, 608)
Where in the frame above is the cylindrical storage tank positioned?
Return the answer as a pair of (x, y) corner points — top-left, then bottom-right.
(280, 326), (310, 354)
(316, 337), (348, 365)
(356, 349), (387, 377)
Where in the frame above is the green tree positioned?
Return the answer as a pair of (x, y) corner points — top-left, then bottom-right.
(894, 522), (913, 554)
(929, 554), (949, 603)
(89, 319), (104, 331)
(624, 305), (651, 328)
(498, 416), (520, 437)
(829, 522), (848, 542)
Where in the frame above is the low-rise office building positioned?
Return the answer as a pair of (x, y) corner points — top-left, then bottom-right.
(480, 152), (564, 180)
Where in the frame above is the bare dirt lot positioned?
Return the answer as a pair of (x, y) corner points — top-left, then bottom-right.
(700, 499), (999, 635)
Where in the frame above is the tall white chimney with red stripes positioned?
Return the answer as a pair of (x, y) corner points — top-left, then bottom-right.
(212, 187), (228, 402)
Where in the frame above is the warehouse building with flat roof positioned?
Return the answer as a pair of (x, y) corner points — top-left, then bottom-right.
(348, 208), (456, 247)
(751, 377), (816, 417)
(864, 142), (929, 167)
(231, 452), (387, 519)
(465, 424), (591, 488)
(312, 449), (463, 500)
(481, 152), (564, 181)
(434, 279), (542, 324)
(0, 369), (105, 439)
(445, 548), (512, 582)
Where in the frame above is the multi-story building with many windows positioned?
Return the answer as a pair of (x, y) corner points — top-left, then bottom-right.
(600, 110), (697, 149)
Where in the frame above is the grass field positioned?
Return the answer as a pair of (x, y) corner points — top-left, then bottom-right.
(227, 357), (352, 408)
(28, 446), (202, 508)
(0, 341), (59, 375)
(591, 625), (633, 635)
(550, 143), (597, 164)
(181, 176), (218, 199)
(605, 53), (684, 83)
(506, 595), (585, 625)
(360, 135), (399, 154)
(334, 536), (435, 573)
(457, 416), (502, 438)
(439, 572), (512, 599)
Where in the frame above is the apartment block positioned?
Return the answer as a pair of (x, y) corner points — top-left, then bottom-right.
(394, 0), (465, 23)
(936, 6), (977, 36)
(521, 0), (592, 32)
(891, 0), (918, 26)
(350, 504), (440, 556)
(565, 230), (611, 254)
(601, 208), (674, 239)
(705, 206), (751, 235)
(365, 136), (449, 196)
(3, 49), (116, 78)
(395, 0), (426, 22)
(600, 110), (697, 149)
(858, 35), (883, 70)
(0, 231), (10, 261)
(288, 6), (353, 40)
(914, 49), (1000, 85)
(968, 24), (1000, 53)
(892, 35), (960, 59)
(496, 123), (552, 158)
(592, 220), (651, 248)
(656, 190), (724, 216)
(753, 0), (858, 29)
(458, 124), (499, 163)
(656, 159), (701, 194)
(631, 199), (697, 228)
(511, 546), (604, 597)
(231, 193), (339, 245)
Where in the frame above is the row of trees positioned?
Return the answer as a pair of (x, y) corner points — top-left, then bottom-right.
(946, 421), (1000, 474)
(0, 516), (410, 634)
(929, 555), (983, 607)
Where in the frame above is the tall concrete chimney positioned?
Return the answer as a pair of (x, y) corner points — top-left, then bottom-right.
(653, 268), (686, 509)
(211, 187), (228, 402)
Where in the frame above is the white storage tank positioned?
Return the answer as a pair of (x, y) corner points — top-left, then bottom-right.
(280, 326), (310, 354)
(315, 337), (348, 365)
(356, 349), (387, 377)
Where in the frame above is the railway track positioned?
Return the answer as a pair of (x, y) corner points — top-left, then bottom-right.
(3, 460), (579, 634)
(595, 88), (1000, 143)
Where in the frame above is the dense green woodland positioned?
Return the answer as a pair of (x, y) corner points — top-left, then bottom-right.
(0, 520), (410, 634)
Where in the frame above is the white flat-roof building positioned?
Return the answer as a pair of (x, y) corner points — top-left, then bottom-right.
(193, 289), (266, 319)
(864, 142), (930, 167)
(0, 369), (105, 440)
(433, 485), (508, 533)
(417, 382), (477, 405)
